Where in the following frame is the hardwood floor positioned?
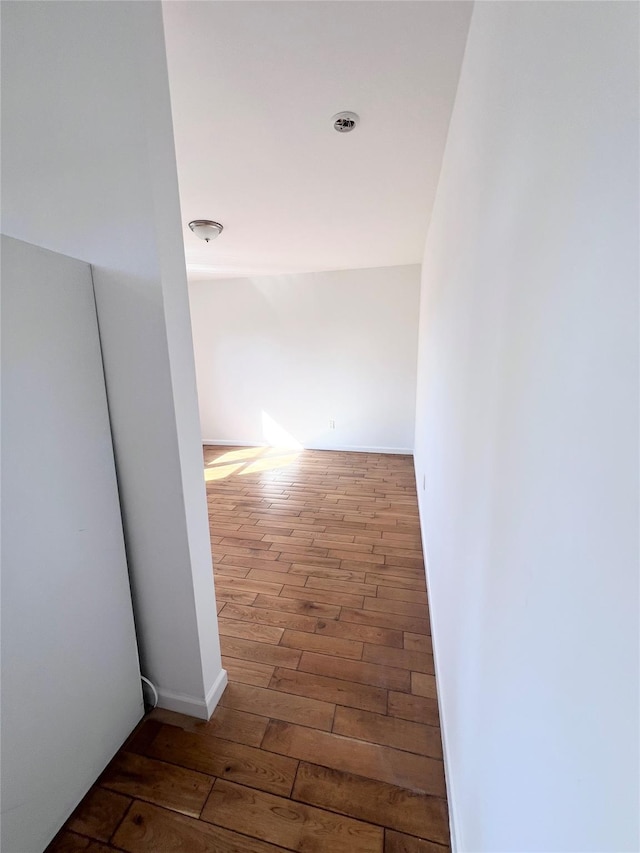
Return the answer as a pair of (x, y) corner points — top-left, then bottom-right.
(47, 446), (448, 853)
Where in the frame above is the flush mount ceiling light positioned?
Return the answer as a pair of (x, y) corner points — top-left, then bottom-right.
(332, 111), (359, 133)
(188, 220), (224, 242)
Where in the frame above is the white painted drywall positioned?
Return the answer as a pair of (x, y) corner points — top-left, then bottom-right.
(414, 3), (639, 851)
(189, 266), (420, 452)
(163, 1), (472, 280)
(1, 236), (144, 853)
(1, 1), (225, 720)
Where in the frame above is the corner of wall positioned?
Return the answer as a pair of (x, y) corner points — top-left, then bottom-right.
(157, 668), (228, 721)
(413, 454), (459, 853)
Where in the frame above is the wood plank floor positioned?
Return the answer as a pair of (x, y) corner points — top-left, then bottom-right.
(47, 446), (448, 853)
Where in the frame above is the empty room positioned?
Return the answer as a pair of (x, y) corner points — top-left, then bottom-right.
(1, 2), (638, 853)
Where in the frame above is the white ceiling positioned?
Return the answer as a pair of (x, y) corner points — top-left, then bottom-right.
(162, 1), (473, 281)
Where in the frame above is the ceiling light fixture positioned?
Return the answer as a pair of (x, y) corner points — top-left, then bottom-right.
(332, 111), (359, 133)
(188, 220), (224, 242)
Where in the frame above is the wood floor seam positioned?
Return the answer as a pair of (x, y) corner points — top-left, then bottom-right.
(107, 798), (135, 845)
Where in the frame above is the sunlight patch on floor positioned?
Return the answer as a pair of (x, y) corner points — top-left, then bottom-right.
(203, 414), (303, 481)
(204, 445), (301, 481)
(208, 446), (264, 465)
(204, 462), (245, 481)
(239, 452), (300, 475)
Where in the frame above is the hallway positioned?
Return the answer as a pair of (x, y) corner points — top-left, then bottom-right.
(48, 447), (447, 852)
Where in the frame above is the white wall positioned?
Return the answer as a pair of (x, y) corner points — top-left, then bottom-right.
(190, 265), (420, 453)
(1, 1), (225, 719)
(414, 3), (639, 851)
(1, 237), (144, 853)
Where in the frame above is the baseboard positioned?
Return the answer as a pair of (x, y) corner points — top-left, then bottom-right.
(204, 668), (228, 717)
(156, 668), (228, 721)
(304, 444), (413, 455)
(413, 457), (459, 853)
(202, 439), (413, 455)
(202, 439), (268, 447)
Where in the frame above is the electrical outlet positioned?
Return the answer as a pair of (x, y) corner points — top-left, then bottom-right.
(329, 419), (336, 430)
(422, 474), (426, 490)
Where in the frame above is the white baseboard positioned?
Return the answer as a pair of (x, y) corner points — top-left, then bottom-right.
(305, 444), (413, 455)
(202, 439), (267, 447)
(202, 439), (413, 455)
(413, 457), (459, 853)
(204, 668), (228, 717)
(156, 668), (228, 721)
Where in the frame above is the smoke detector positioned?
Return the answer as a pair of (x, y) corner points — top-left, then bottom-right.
(332, 111), (359, 133)
(188, 220), (223, 242)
